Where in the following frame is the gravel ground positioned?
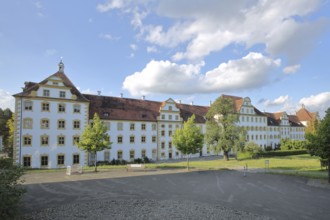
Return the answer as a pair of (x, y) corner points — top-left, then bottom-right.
(20, 199), (273, 220)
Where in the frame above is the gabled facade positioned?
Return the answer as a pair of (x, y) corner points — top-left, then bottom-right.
(13, 63), (310, 168)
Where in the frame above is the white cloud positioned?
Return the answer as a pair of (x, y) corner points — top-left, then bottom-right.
(299, 92), (330, 117)
(283, 64), (300, 74)
(102, 0), (328, 62)
(147, 46), (158, 53)
(44, 49), (57, 57)
(99, 33), (119, 40)
(263, 95), (289, 107)
(0, 89), (15, 111)
(34, 2), (42, 9)
(130, 44), (137, 50)
(123, 52), (280, 96)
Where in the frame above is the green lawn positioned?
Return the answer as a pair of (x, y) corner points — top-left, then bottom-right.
(26, 154), (328, 180)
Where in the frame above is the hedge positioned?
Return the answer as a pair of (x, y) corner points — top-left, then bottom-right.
(256, 150), (308, 158)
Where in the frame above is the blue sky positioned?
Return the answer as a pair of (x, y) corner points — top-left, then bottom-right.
(0, 0), (330, 117)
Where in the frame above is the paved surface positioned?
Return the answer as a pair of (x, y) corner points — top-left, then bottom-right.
(20, 169), (330, 220)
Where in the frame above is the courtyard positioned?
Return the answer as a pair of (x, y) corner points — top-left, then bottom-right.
(20, 168), (330, 220)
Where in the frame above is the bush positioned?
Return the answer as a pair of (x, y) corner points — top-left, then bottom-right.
(264, 146), (273, 152)
(244, 142), (263, 158)
(256, 150), (308, 158)
(0, 158), (26, 219)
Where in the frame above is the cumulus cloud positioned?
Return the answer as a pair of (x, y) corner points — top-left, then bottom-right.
(0, 89), (15, 111)
(147, 46), (158, 53)
(99, 33), (119, 40)
(98, 0), (328, 63)
(123, 52), (280, 96)
(283, 64), (300, 74)
(299, 92), (330, 116)
(263, 95), (289, 107)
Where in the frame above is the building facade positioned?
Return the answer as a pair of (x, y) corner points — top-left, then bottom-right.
(13, 63), (313, 168)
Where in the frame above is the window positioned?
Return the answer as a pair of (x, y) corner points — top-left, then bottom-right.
(130, 123), (135, 130)
(73, 104), (81, 113)
(141, 149), (146, 158)
(58, 120), (65, 129)
(58, 136), (65, 145)
(152, 136), (156, 143)
(169, 106), (172, 111)
(117, 151), (123, 160)
(73, 136), (80, 145)
(104, 151), (110, 161)
(152, 124), (156, 130)
(175, 115), (179, 120)
(73, 154), (80, 164)
(169, 115), (172, 120)
(161, 124), (165, 128)
(53, 82), (59, 86)
(169, 142), (172, 149)
(168, 124), (172, 129)
(41, 102), (50, 111)
(130, 136), (135, 143)
(40, 136), (49, 146)
(161, 142), (165, 149)
(58, 103), (66, 112)
(23, 136), (32, 146)
(59, 91), (66, 98)
(23, 156), (31, 167)
(161, 152), (165, 158)
(117, 136), (123, 144)
(141, 123), (146, 130)
(41, 155), (48, 166)
(73, 120), (80, 129)
(161, 114), (165, 120)
(41, 119), (49, 129)
(168, 131), (172, 136)
(129, 150), (135, 160)
(141, 136), (146, 143)
(161, 130), (165, 136)
(43, 89), (50, 97)
(57, 155), (65, 165)
(23, 118), (33, 129)
(24, 100), (33, 111)
(117, 122), (123, 131)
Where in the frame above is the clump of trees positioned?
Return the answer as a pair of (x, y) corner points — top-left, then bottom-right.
(172, 115), (204, 170)
(280, 138), (306, 150)
(0, 158), (26, 219)
(205, 96), (244, 160)
(244, 142), (263, 158)
(78, 113), (112, 172)
(306, 108), (330, 183)
(0, 108), (14, 157)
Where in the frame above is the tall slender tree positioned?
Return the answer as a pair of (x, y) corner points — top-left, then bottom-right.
(205, 96), (242, 160)
(77, 113), (111, 172)
(306, 108), (330, 183)
(172, 115), (204, 170)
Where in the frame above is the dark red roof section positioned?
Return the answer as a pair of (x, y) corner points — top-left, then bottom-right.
(265, 112), (304, 127)
(177, 103), (209, 123)
(13, 71), (89, 102)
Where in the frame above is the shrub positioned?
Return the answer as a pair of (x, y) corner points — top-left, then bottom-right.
(264, 146), (273, 152)
(0, 158), (26, 219)
(257, 150), (308, 157)
(244, 142), (263, 158)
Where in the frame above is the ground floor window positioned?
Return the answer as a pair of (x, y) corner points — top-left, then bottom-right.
(57, 155), (65, 165)
(23, 156), (31, 167)
(117, 151), (123, 160)
(141, 149), (146, 158)
(130, 150), (135, 160)
(104, 151), (110, 161)
(73, 154), (80, 164)
(41, 155), (48, 166)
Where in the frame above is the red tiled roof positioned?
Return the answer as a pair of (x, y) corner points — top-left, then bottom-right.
(296, 106), (316, 122)
(176, 103), (209, 123)
(221, 95), (244, 112)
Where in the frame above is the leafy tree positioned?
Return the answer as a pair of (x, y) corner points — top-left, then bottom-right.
(4, 114), (15, 158)
(205, 96), (242, 160)
(306, 108), (330, 183)
(172, 115), (204, 170)
(77, 113), (111, 172)
(305, 118), (319, 135)
(0, 108), (13, 155)
(244, 142), (262, 158)
(0, 158), (26, 219)
(280, 138), (306, 150)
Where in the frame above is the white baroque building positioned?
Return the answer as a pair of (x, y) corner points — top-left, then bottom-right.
(13, 62), (312, 168)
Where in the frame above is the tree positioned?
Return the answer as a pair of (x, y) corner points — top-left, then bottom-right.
(205, 96), (242, 160)
(172, 115), (204, 170)
(77, 113), (111, 172)
(244, 142), (262, 158)
(4, 114), (15, 158)
(0, 108), (13, 156)
(306, 108), (330, 183)
(0, 158), (26, 219)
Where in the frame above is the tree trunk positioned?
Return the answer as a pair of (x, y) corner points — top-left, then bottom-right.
(328, 159), (330, 183)
(224, 151), (229, 161)
(187, 154), (190, 171)
(94, 152), (98, 172)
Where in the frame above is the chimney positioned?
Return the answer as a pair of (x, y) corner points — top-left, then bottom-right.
(120, 93), (123, 98)
(178, 100), (181, 104)
(97, 91), (101, 96)
(142, 95), (145, 100)
(190, 101), (194, 105)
